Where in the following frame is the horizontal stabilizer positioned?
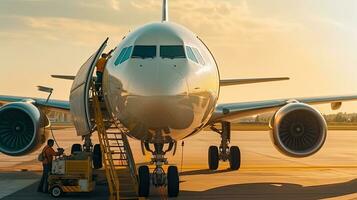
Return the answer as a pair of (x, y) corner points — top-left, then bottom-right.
(51, 75), (75, 80)
(220, 77), (289, 86)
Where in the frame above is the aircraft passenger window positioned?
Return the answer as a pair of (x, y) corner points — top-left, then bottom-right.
(192, 48), (205, 65)
(160, 45), (186, 59)
(132, 45), (156, 59)
(114, 47), (128, 66)
(186, 46), (198, 63)
(120, 46), (133, 64)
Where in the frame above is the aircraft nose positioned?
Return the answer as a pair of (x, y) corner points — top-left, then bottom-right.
(123, 64), (192, 130)
(128, 64), (188, 96)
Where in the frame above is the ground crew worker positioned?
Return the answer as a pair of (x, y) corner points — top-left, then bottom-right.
(37, 139), (63, 193)
(95, 53), (108, 92)
(95, 49), (115, 92)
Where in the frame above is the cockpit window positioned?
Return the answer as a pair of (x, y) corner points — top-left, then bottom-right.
(160, 45), (186, 59)
(132, 45), (156, 59)
(114, 46), (133, 65)
(186, 46), (198, 63)
(192, 47), (205, 65)
(114, 47), (127, 65)
(121, 46), (133, 63)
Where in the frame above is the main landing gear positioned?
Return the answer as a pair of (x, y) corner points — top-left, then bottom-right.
(138, 142), (179, 197)
(209, 121), (241, 170)
(70, 135), (103, 169)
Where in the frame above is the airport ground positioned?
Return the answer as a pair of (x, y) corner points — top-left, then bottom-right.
(0, 127), (357, 199)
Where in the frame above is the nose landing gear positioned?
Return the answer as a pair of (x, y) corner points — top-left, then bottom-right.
(138, 142), (180, 197)
(209, 121), (241, 170)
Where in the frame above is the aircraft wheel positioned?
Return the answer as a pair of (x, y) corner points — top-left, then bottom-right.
(71, 143), (82, 154)
(93, 144), (102, 169)
(229, 146), (241, 170)
(138, 165), (150, 197)
(50, 186), (63, 198)
(208, 146), (219, 170)
(167, 166), (180, 197)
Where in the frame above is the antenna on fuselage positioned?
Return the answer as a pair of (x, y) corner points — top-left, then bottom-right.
(162, 0), (169, 22)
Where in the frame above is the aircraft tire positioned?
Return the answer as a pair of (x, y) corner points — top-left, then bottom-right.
(138, 165), (150, 197)
(93, 144), (102, 169)
(208, 146), (219, 170)
(71, 143), (82, 154)
(167, 165), (180, 197)
(229, 146), (241, 170)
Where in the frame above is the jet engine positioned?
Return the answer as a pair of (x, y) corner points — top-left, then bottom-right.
(270, 102), (327, 157)
(0, 102), (49, 156)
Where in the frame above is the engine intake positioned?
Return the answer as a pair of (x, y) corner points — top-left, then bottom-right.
(270, 103), (327, 157)
(0, 102), (49, 156)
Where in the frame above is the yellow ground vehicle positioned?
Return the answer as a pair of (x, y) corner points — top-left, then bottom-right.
(48, 152), (95, 198)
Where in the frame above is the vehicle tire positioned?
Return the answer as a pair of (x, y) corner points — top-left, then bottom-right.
(138, 165), (150, 197)
(208, 146), (219, 170)
(93, 144), (102, 169)
(71, 143), (82, 154)
(229, 146), (241, 170)
(50, 186), (63, 198)
(167, 166), (180, 197)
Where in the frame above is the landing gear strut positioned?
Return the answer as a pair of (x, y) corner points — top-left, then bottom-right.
(209, 121), (241, 170)
(138, 142), (179, 197)
(78, 134), (102, 169)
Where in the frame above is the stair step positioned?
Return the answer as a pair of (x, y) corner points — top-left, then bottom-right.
(120, 184), (137, 188)
(114, 165), (129, 167)
(119, 196), (140, 200)
(107, 138), (123, 141)
(109, 145), (125, 148)
(120, 191), (137, 194)
(111, 152), (126, 155)
(106, 132), (122, 134)
(118, 178), (134, 181)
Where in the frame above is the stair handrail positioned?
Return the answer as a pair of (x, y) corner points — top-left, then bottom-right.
(90, 85), (120, 199)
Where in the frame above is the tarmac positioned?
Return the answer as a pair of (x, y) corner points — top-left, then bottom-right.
(0, 127), (357, 199)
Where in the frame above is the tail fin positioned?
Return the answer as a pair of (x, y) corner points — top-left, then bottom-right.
(162, 0), (169, 22)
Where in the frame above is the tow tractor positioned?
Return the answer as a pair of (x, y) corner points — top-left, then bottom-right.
(48, 151), (95, 198)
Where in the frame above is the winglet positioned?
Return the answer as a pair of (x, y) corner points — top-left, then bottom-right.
(162, 0), (169, 22)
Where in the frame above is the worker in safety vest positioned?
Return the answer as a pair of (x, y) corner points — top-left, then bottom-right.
(95, 49), (115, 92)
(95, 53), (108, 91)
(37, 139), (63, 193)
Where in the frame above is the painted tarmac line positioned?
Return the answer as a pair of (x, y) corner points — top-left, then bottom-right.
(0, 179), (38, 199)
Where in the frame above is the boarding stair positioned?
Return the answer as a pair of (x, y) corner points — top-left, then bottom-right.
(91, 86), (139, 200)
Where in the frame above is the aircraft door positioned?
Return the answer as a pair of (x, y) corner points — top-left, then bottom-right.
(70, 38), (108, 136)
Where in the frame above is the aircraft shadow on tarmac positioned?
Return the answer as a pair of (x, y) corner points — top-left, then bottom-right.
(180, 177), (357, 200)
(180, 168), (232, 176)
(2, 170), (356, 199)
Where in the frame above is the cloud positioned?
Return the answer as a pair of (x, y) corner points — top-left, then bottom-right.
(0, 16), (128, 47)
(0, 0), (302, 48)
(129, 0), (302, 44)
(110, 0), (120, 10)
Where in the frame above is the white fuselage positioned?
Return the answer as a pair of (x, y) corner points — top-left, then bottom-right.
(102, 22), (220, 143)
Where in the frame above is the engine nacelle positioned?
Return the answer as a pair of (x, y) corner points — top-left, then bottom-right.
(0, 102), (49, 156)
(270, 102), (327, 157)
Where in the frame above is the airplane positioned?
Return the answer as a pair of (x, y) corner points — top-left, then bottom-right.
(1, 0), (357, 197)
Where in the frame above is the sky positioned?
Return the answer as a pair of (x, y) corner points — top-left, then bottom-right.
(1, 0), (357, 114)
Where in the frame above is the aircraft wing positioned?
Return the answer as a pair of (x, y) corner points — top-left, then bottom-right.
(220, 77), (289, 86)
(209, 95), (357, 123)
(0, 95), (70, 112)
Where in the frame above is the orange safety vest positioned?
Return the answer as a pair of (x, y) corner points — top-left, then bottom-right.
(96, 57), (107, 73)
(42, 145), (57, 165)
